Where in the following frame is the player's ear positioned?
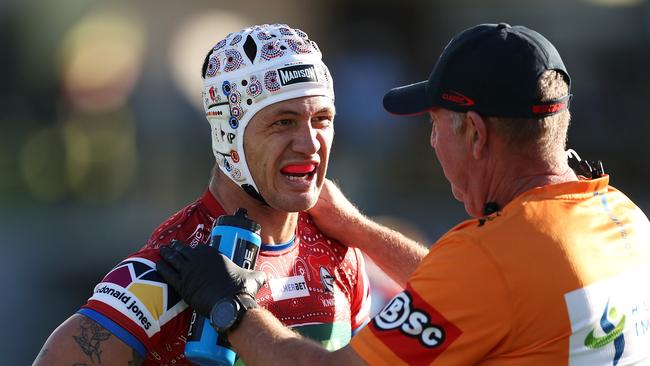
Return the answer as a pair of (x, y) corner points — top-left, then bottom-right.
(465, 111), (487, 160)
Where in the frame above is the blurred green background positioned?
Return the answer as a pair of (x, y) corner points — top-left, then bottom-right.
(2, 0), (650, 363)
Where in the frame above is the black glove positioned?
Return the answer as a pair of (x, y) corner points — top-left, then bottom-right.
(157, 240), (266, 317)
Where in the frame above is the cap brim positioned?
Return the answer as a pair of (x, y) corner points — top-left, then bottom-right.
(383, 81), (433, 116)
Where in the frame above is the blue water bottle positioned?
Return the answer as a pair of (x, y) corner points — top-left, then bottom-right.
(184, 208), (262, 365)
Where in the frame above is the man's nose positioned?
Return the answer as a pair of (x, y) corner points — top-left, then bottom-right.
(293, 122), (320, 154)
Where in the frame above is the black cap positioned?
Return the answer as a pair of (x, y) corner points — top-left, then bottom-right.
(216, 208), (261, 235)
(383, 23), (571, 118)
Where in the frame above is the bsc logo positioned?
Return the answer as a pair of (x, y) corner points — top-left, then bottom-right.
(374, 292), (445, 348)
(584, 299), (626, 366)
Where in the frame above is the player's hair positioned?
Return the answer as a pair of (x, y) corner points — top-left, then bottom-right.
(450, 70), (571, 159)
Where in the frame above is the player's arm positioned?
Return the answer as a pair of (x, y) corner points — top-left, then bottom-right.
(308, 179), (428, 287)
(229, 308), (367, 366)
(33, 313), (143, 366)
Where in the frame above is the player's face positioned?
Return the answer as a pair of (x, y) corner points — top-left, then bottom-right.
(428, 109), (472, 208)
(244, 96), (335, 212)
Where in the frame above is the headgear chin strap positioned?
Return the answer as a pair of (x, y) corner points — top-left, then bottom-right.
(202, 24), (334, 202)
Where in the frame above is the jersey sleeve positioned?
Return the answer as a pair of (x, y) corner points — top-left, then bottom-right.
(350, 248), (372, 334)
(78, 248), (188, 356)
(350, 236), (511, 365)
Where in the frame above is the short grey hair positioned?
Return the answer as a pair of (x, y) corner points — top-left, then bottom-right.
(449, 70), (571, 159)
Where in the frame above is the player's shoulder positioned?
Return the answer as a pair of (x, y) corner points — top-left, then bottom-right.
(145, 195), (221, 249)
(82, 245), (188, 344)
(102, 247), (166, 288)
(121, 247), (161, 264)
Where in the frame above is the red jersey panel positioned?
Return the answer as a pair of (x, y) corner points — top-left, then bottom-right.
(80, 190), (371, 365)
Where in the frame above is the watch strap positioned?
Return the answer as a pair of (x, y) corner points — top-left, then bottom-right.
(235, 293), (258, 311)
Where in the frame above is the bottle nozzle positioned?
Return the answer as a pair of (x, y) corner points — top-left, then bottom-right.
(216, 208), (261, 234)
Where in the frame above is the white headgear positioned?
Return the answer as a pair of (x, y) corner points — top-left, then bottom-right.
(202, 24), (334, 200)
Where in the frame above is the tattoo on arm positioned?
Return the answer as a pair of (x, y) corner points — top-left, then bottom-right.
(128, 348), (144, 366)
(72, 317), (112, 364)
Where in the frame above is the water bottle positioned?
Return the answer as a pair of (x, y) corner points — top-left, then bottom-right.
(184, 208), (262, 365)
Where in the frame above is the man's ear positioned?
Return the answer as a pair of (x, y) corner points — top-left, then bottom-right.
(465, 111), (487, 160)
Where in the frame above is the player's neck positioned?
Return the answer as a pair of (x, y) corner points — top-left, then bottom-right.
(209, 172), (298, 245)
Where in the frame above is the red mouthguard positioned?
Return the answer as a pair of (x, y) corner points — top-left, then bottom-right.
(281, 164), (316, 174)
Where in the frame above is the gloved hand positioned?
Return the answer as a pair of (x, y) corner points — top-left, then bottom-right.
(157, 240), (267, 317)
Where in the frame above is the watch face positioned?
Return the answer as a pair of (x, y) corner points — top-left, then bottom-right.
(211, 298), (238, 331)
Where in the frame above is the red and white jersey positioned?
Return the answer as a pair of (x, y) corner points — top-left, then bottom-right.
(79, 190), (371, 365)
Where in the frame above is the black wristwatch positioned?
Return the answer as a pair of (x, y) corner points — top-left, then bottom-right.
(209, 293), (258, 333)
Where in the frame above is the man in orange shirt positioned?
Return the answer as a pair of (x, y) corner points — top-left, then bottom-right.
(157, 23), (650, 365)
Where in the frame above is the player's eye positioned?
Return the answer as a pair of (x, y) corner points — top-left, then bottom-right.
(313, 116), (333, 127)
(274, 119), (292, 127)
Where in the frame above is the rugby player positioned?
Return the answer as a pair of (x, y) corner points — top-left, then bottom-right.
(34, 24), (372, 366)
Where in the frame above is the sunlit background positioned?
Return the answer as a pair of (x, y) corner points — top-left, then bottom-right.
(2, 0), (650, 363)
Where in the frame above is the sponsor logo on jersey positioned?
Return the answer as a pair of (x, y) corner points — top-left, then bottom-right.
(269, 275), (310, 301)
(95, 283), (154, 330)
(320, 267), (335, 293)
(374, 292), (446, 347)
(370, 287), (461, 365)
(584, 300), (626, 365)
(321, 297), (336, 307)
(90, 257), (187, 337)
(278, 64), (318, 86)
(565, 265), (650, 366)
(187, 224), (207, 245)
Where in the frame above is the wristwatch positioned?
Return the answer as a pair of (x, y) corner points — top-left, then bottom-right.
(209, 293), (258, 333)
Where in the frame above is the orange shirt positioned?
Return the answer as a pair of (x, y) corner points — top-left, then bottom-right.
(351, 176), (650, 365)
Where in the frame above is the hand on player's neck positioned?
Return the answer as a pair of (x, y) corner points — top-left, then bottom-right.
(209, 171), (298, 245)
